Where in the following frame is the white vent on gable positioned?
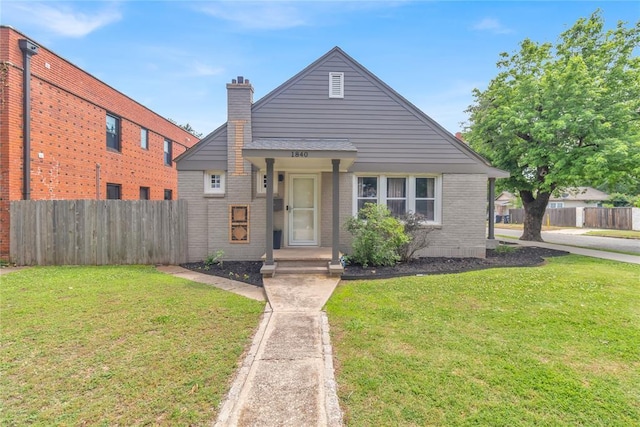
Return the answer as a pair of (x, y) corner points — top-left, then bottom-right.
(329, 72), (344, 98)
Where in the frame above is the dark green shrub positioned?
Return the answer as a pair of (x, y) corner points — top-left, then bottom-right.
(344, 203), (409, 267)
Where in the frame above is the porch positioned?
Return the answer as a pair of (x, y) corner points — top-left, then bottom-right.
(260, 247), (344, 277)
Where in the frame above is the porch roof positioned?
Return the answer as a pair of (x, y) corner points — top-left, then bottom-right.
(243, 138), (357, 171)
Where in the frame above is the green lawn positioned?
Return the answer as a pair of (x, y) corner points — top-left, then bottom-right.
(585, 229), (640, 240)
(327, 256), (640, 426)
(1, 266), (264, 426)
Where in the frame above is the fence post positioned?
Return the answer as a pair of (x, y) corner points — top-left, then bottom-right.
(575, 207), (584, 228)
(633, 207), (640, 231)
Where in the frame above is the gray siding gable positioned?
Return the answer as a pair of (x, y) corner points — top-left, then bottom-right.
(176, 123), (227, 171)
(251, 47), (494, 173)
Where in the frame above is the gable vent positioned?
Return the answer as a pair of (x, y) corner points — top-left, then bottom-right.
(329, 72), (344, 98)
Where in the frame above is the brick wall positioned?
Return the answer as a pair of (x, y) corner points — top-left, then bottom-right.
(0, 26), (199, 259)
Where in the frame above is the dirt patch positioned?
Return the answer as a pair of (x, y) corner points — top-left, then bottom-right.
(180, 246), (569, 288)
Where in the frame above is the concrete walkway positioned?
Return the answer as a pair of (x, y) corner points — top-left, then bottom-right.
(215, 275), (343, 427)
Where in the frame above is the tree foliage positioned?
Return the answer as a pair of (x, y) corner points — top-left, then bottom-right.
(465, 10), (640, 240)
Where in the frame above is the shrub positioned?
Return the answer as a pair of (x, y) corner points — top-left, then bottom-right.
(204, 250), (225, 269)
(344, 203), (409, 267)
(398, 212), (434, 262)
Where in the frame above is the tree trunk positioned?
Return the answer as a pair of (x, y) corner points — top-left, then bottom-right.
(519, 190), (552, 242)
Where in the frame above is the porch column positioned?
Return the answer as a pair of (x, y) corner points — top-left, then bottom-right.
(265, 158), (275, 265)
(488, 177), (496, 240)
(332, 159), (340, 264)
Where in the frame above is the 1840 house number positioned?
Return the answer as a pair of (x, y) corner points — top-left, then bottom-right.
(291, 151), (309, 158)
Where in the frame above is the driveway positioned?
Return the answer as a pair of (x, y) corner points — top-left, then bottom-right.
(495, 228), (640, 255)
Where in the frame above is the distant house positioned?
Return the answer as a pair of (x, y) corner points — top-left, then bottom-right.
(495, 187), (609, 216)
(176, 47), (507, 275)
(548, 187), (609, 208)
(0, 26), (199, 259)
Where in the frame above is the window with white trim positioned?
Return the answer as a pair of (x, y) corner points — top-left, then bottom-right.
(356, 177), (378, 211)
(256, 172), (278, 194)
(329, 72), (344, 98)
(354, 175), (441, 223)
(548, 202), (564, 208)
(204, 171), (225, 194)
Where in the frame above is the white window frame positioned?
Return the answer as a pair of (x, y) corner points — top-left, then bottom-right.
(548, 202), (564, 208)
(204, 171), (226, 194)
(329, 72), (344, 98)
(352, 174), (442, 224)
(355, 176), (379, 211)
(256, 171), (278, 194)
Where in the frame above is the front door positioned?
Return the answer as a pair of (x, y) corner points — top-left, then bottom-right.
(288, 174), (318, 246)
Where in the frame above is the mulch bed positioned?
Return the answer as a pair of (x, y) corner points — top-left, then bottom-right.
(180, 246), (570, 287)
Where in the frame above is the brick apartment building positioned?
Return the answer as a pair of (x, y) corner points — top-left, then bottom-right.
(0, 26), (200, 259)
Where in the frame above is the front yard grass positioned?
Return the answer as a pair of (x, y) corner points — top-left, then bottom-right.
(1, 266), (264, 426)
(327, 256), (640, 426)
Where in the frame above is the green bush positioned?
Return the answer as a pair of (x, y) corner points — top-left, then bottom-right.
(344, 203), (409, 267)
(204, 249), (225, 269)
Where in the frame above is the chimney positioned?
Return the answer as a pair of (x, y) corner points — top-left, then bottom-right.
(227, 76), (254, 176)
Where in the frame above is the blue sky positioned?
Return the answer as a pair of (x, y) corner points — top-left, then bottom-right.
(3, 1), (638, 136)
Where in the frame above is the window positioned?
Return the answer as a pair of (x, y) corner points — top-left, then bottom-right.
(415, 177), (436, 221)
(329, 72), (344, 98)
(164, 139), (172, 166)
(140, 128), (148, 149)
(204, 171), (226, 194)
(356, 177), (378, 211)
(548, 202), (564, 208)
(354, 175), (441, 223)
(139, 186), (150, 200)
(106, 183), (121, 200)
(256, 172), (278, 194)
(106, 114), (120, 151)
(386, 178), (406, 217)
(164, 189), (173, 200)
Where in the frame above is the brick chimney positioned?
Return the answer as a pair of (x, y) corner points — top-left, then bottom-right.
(227, 76), (253, 176)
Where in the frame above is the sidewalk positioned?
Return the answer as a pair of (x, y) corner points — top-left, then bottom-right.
(498, 236), (640, 265)
(215, 275), (343, 427)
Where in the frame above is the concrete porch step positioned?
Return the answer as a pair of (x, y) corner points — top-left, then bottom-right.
(261, 248), (344, 278)
(275, 266), (329, 275)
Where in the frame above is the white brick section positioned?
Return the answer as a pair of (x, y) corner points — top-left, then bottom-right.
(415, 174), (487, 258)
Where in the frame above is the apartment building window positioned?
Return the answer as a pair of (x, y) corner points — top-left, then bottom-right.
(164, 139), (172, 166)
(140, 128), (148, 149)
(139, 186), (150, 200)
(106, 114), (121, 151)
(106, 183), (121, 200)
(164, 189), (173, 200)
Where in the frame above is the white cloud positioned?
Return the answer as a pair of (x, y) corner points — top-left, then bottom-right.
(197, 2), (307, 30)
(9, 2), (122, 37)
(192, 61), (225, 77)
(472, 17), (513, 35)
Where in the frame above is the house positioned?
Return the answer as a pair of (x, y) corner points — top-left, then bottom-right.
(176, 47), (508, 275)
(548, 187), (609, 208)
(0, 26), (199, 259)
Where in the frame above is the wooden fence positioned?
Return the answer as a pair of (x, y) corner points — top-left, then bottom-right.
(507, 207), (576, 227)
(10, 200), (188, 266)
(584, 207), (632, 230)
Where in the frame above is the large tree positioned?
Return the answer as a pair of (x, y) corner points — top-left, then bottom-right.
(465, 11), (640, 241)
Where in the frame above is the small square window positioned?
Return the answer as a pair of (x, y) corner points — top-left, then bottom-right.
(140, 128), (148, 149)
(164, 189), (173, 200)
(329, 72), (344, 98)
(256, 172), (278, 194)
(204, 171), (226, 194)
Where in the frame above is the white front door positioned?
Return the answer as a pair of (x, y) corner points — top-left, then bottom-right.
(288, 174), (318, 246)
